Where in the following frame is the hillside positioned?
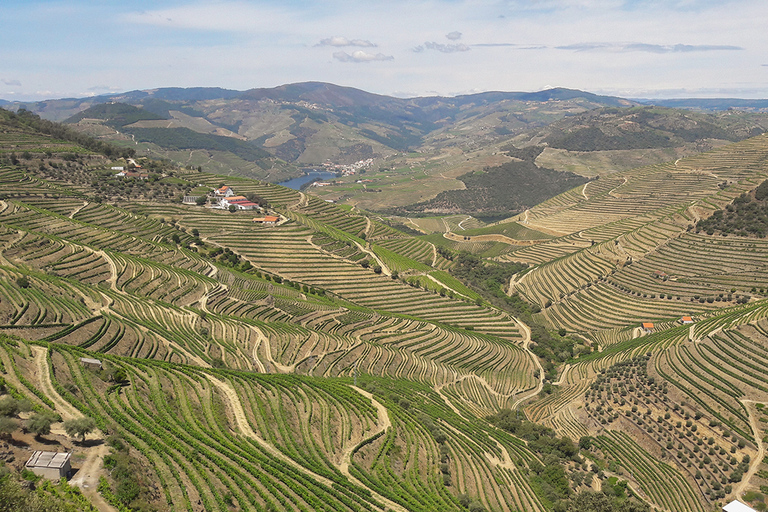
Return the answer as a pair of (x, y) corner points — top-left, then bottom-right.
(517, 106), (768, 178)
(696, 179), (768, 237)
(6, 84), (634, 193)
(4, 109), (768, 512)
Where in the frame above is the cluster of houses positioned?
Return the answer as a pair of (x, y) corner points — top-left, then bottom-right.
(641, 316), (694, 333)
(322, 158), (374, 176)
(181, 185), (281, 225)
(212, 186), (260, 210)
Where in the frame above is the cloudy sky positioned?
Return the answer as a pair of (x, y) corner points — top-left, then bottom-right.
(1, 0), (766, 101)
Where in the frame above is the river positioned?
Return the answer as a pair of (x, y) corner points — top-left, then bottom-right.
(277, 169), (337, 190)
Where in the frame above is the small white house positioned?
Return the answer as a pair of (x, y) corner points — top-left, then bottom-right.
(723, 501), (757, 512)
(26, 451), (72, 480)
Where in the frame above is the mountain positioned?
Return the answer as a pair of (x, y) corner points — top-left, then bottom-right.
(6, 84), (633, 176)
(639, 97), (768, 111)
(10, 84), (768, 215)
(508, 106), (768, 178)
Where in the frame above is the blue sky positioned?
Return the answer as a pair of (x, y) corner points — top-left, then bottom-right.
(1, 0), (766, 101)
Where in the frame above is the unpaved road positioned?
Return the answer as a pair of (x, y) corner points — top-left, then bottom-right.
(736, 400), (766, 497)
(32, 346), (116, 512)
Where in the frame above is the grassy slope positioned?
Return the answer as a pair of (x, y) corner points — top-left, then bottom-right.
(6, 111), (768, 511)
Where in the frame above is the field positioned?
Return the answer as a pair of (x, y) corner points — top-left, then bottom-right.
(4, 111), (768, 512)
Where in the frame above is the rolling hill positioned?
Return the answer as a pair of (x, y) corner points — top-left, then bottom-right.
(4, 105), (768, 512)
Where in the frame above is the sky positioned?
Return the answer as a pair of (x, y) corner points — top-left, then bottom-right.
(1, 0), (767, 102)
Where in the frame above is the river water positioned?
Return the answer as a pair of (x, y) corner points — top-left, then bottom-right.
(277, 169), (337, 190)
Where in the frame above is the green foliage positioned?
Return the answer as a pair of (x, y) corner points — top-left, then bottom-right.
(565, 490), (650, 512)
(1, 108), (135, 159)
(27, 411), (60, 437)
(0, 397), (20, 417)
(696, 180), (768, 237)
(63, 416), (96, 443)
(0, 476), (98, 512)
(65, 103), (165, 128)
(396, 159), (589, 216)
(126, 127), (272, 165)
(487, 409), (579, 461)
(0, 416), (18, 438)
(15, 276), (30, 289)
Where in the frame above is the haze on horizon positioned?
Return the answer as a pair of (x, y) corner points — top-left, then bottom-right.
(2, 0), (767, 102)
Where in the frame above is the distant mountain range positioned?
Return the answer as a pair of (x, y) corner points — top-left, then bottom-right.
(3, 82), (768, 207)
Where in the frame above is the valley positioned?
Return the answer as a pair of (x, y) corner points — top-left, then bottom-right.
(2, 93), (768, 512)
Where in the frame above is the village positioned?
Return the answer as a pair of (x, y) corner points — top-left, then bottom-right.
(181, 185), (281, 224)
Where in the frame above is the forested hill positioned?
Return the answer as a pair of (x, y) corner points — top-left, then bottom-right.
(696, 179), (768, 236)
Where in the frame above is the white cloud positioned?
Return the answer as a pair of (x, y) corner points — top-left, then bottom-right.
(446, 31), (462, 41)
(414, 42), (471, 53)
(557, 42), (743, 53)
(333, 51), (394, 63)
(2, 79), (21, 87)
(317, 36), (376, 47)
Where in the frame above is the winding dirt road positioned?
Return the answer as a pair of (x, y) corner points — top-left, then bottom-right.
(736, 400), (766, 497)
(32, 346), (116, 512)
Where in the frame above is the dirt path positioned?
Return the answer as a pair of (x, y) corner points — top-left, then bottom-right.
(457, 215), (472, 231)
(736, 399), (765, 496)
(581, 182), (590, 200)
(431, 242), (438, 267)
(252, 325), (292, 373)
(511, 320), (544, 410)
(33, 346), (81, 420)
(443, 232), (544, 247)
(68, 201), (89, 219)
(353, 241), (391, 276)
(96, 250), (119, 292)
(608, 177), (629, 198)
(364, 217), (373, 239)
(337, 386), (406, 512)
(32, 347), (116, 512)
(207, 375), (406, 511)
(424, 273), (470, 299)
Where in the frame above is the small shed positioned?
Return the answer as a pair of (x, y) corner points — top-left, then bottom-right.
(252, 216), (279, 225)
(80, 357), (103, 370)
(641, 322), (654, 333)
(681, 316), (694, 324)
(723, 500), (757, 512)
(25, 451), (72, 480)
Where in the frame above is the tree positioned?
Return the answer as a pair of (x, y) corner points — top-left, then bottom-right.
(63, 416), (96, 443)
(0, 416), (18, 439)
(15, 276), (30, 289)
(27, 411), (59, 439)
(195, 196), (207, 206)
(0, 397), (21, 417)
(228, 204), (237, 213)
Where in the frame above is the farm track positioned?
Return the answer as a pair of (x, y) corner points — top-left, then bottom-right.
(208, 374), (406, 512)
(32, 346), (116, 512)
(337, 386), (407, 512)
(511, 320), (543, 410)
(736, 399), (766, 496)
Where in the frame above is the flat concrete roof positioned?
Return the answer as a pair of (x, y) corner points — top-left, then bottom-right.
(26, 451), (72, 469)
(79, 357), (102, 365)
(724, 500), (757, 512)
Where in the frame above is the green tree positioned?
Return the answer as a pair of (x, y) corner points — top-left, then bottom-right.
(27, 411), (59, 439)
(0, 416), (18, 439)
(15, 276), (30, 289)
(63, 417), (96, 443)
(228, 204), (237, 213)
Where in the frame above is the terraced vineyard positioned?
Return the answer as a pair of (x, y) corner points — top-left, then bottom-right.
(4, 111), (768, 512)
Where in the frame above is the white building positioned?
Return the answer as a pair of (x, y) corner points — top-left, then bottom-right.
(724, 501), (757, 512)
